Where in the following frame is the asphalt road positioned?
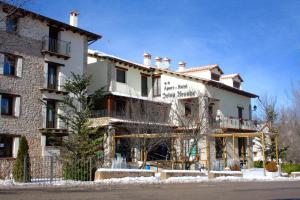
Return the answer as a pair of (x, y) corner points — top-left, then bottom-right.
(0, 181), (300, 200)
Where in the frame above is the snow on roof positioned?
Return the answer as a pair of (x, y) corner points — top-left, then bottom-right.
(180, 64), (224, 74)
(221, 73), (244, 82)
(88, 49), (151, 70)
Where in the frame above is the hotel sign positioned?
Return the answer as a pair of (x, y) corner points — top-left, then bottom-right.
(162, 81), (196, 99)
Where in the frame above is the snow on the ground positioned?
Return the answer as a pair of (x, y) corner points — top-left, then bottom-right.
(1, 168), (300, 187)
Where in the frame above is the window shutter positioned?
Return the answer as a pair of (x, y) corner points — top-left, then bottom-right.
(14, 96), (21, 117)
(44, 62), (48, 88)
(57, 102), (65, 129)
(42, 103), (47, 128)
(13, 137), (20, 158)
(16, 57), (23, 77)
(0, 53), (4, 75)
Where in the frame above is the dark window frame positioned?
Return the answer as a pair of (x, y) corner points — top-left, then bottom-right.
(6, 16), (18, 33)
(3, 54), (16, 76)
(211, 73), (220, 81)
(115, 99), (126, 117)
(0, 135), (13, 158)
(47, 63), (58, 90)
(46, 100), (57, 128)
(1, 94), (14, 116)
(184, 103), (192, 117)
(141, 75), (148, 97)
(152, 76), (161, 97)
(233, 80), (241, 89)
(215, 138), (224, 159)
(116, 68), (126, 83)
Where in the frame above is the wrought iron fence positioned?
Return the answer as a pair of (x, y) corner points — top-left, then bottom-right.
(1, 155), (103, 183)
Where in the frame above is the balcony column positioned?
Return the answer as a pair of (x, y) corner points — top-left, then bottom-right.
(107, 95), (113, 117)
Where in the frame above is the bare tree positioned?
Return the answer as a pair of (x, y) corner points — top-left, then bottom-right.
(0, 0), (30, 23)
(170, 95), (211, 169)
(279, 83), (300, 163)
(117, 98), (173, 169)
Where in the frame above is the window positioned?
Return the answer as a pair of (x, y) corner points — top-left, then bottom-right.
(46, 100), (56, 128)
(0, 136), (13, 157)
(238, 138), (246, 157)
(115, 100), (126, 116)
(1, 94), (13, 116)
(46, 135), (62, 147)
(152, 76), (161, 97)
(215, 138), (224, 159)
(141, 75), (148, 97)
(184, 103), (192, 117)
(6, 16), (18, 33)
(233, 81), (241, 89)
(116, 68), (126, 83)
(3, 54), (16, 76)
(211, 73), (220, 81)
(47, 63), (58, 89)
(48, 26), (59, 53)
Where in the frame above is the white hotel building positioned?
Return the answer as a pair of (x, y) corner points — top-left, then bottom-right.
(87, 50), (258, 170)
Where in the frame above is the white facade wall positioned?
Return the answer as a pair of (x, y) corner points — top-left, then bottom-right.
(207, 85), (251, 119)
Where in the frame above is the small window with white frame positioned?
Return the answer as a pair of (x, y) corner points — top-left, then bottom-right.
(0, 93), (21, 117)
(0, 53), (23, 77)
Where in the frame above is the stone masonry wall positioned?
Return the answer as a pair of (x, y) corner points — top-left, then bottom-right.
(0, 29), (45, 177)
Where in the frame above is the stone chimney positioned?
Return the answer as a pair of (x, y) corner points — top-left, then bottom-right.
(143, 53), (151, 66)
(70, 10), (79, 27)
(163, 57), (171, 69)
(178, 61), (186, 72)
(155, 57), (162, 68)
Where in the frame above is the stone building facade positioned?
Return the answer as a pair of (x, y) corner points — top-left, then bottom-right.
(0, 2), (101, 178)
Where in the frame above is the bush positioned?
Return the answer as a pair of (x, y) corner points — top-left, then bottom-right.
(265, 161), (278, 172)
(282, 164), (300, 174)
(12, 136), (31, 182)
(254, 160), (263, 168)
(230, 164), (241, 171)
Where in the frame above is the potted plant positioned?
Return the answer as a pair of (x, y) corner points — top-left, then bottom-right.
(265, 161), (279, 178)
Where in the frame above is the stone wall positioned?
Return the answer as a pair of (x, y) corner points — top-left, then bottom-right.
(0, 28), (45, 176)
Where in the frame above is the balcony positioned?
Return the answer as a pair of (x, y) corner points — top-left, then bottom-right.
(209, 116), (257, 131)
(39, 73), (68, 95)
(90, 109), (170, 124)
(41, 36), (71, 59)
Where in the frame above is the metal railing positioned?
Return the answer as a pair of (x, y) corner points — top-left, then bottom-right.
(90, 109), (169, 123)
(43, 73), (67, 92)
(209, 116), (257, 131)
(42, 36), (71, 57)
(1, 155), (104, 183)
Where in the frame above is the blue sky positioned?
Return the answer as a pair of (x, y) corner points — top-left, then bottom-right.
(27, 0), (300, 107)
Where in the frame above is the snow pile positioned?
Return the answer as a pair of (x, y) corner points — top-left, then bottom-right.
(1, 168), (300, 187)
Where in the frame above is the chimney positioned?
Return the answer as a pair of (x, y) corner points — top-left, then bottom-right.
(155, 57), (162, 68)
(70, 10), (79, 27)
(178, 61), (186, 72)
(143, 53), (151, 66)
(163, 57), (171, 69)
